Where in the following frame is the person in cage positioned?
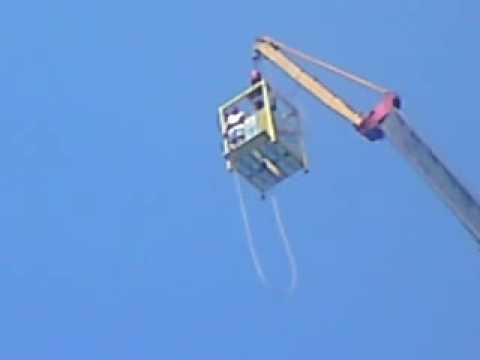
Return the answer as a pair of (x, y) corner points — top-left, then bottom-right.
(248, 69), (276, 111)
(249, 69), (264, 110)
(225, 107), (247, 148)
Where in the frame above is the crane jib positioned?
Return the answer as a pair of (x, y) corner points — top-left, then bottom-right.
(381, 111), (480, 245)
(252, 36), (480, 246)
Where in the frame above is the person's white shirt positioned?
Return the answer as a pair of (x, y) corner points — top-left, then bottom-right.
(226, 111), (246, 145)
(226, 111), (246, 127)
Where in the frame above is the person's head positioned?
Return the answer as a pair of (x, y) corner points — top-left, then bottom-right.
(250, 69), (262, 84)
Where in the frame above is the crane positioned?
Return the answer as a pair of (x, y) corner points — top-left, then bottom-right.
(253, 36), (480, 245)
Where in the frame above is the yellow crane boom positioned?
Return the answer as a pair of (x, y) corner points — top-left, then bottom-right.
(252, 36), (480, 246)
(254, 37), (364, 126)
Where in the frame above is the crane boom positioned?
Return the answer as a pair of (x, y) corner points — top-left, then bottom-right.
(254, 38), (364, 126)
(382, 111), (480, 243)
(253, 36), (480, 246)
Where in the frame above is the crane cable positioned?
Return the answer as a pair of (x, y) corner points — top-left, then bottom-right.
(233, 172), (268, 287)
(271, 194), (298, 293)
(259, 36), (389, 95)
(233, 172), (299, 293)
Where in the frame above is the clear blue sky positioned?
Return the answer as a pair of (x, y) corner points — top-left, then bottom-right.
(1, 1), (479, 359)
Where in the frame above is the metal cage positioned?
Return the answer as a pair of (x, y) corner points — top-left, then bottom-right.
(218, 80), (308, 193)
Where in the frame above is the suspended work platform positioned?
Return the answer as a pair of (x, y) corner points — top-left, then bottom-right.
(218, 79), (308, 193)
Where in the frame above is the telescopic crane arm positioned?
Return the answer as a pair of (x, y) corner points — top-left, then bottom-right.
(253, 36), (480, 245)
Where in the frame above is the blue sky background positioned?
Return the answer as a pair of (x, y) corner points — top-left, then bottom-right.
(1, 1), (479, 359)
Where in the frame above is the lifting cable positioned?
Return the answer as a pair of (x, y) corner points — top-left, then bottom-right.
(260, 36), (389, 95)
(233, 172), (299, 293)
(271, 194), (298, 293)
(233, 172), (268, 287)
